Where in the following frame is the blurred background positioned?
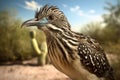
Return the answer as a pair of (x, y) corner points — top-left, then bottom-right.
(0, 0), (120, 80)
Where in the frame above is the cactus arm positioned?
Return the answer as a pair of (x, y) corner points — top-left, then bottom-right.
(40, 41), (47, 54)
(38, 41), (48, 65)
(30, 30), (48, 65)
(31, 38), (41, 54)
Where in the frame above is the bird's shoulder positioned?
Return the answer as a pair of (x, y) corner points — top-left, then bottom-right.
(75, 32), (103, 52)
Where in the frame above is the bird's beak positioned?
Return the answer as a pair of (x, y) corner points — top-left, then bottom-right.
(21, 18), (39, 27)
(21, 18), (48, 27)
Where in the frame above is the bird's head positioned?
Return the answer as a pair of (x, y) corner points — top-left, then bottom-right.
(22, 5), (70, 30)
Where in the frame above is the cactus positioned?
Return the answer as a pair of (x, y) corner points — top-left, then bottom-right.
(29, 30), (48, 66)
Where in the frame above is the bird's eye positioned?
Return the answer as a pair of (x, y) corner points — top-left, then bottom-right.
(48, 15), (54, 20)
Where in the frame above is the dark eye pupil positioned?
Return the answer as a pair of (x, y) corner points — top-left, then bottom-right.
(48, 15), (54, 20)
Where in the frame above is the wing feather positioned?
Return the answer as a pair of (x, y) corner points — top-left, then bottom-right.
(78, 43), (111, 77)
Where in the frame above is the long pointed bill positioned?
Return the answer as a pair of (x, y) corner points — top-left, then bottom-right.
(21, 18), (48, 28)
(21, 18), (39, 27)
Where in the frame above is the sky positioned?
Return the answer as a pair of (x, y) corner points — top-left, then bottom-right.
(0, 0), (116, 31)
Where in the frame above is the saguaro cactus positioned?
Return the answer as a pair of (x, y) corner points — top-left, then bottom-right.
(29, 30), (48, 66)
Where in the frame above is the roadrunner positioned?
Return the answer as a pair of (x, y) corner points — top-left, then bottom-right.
(22, 5), (115, 80)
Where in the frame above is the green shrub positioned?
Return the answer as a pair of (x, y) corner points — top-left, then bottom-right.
(0, 9), (46, 62)
(104, 41), (120, 80)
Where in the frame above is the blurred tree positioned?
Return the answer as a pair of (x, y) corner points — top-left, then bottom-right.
(103, 0), (120, 42)
(102, 1), (120, 79)
(0, 9), (35, 62)
(104, 0), (120, 27)
(0, 9), (47, 63)
(81, 22), (104, 44)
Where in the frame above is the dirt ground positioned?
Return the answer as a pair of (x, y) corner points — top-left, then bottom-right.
(0, 58), (71, 80)
(0, 54), (117, 80)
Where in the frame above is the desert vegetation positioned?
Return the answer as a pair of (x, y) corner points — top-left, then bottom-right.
(0, 9), (46, 62)
(0, 0), (120, 80)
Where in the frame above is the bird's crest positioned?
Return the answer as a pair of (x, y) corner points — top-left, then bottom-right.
(35, 4), (71, 29)
(35, 5), (66, 20)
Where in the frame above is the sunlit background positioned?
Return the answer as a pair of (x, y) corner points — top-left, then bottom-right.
(0, 0), (116, 31)
(0, 0), (120, 80)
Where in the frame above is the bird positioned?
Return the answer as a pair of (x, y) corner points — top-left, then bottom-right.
(22, 5), (115, 80)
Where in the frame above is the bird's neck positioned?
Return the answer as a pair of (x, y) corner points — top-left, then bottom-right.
(43, 24), (80, 53)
